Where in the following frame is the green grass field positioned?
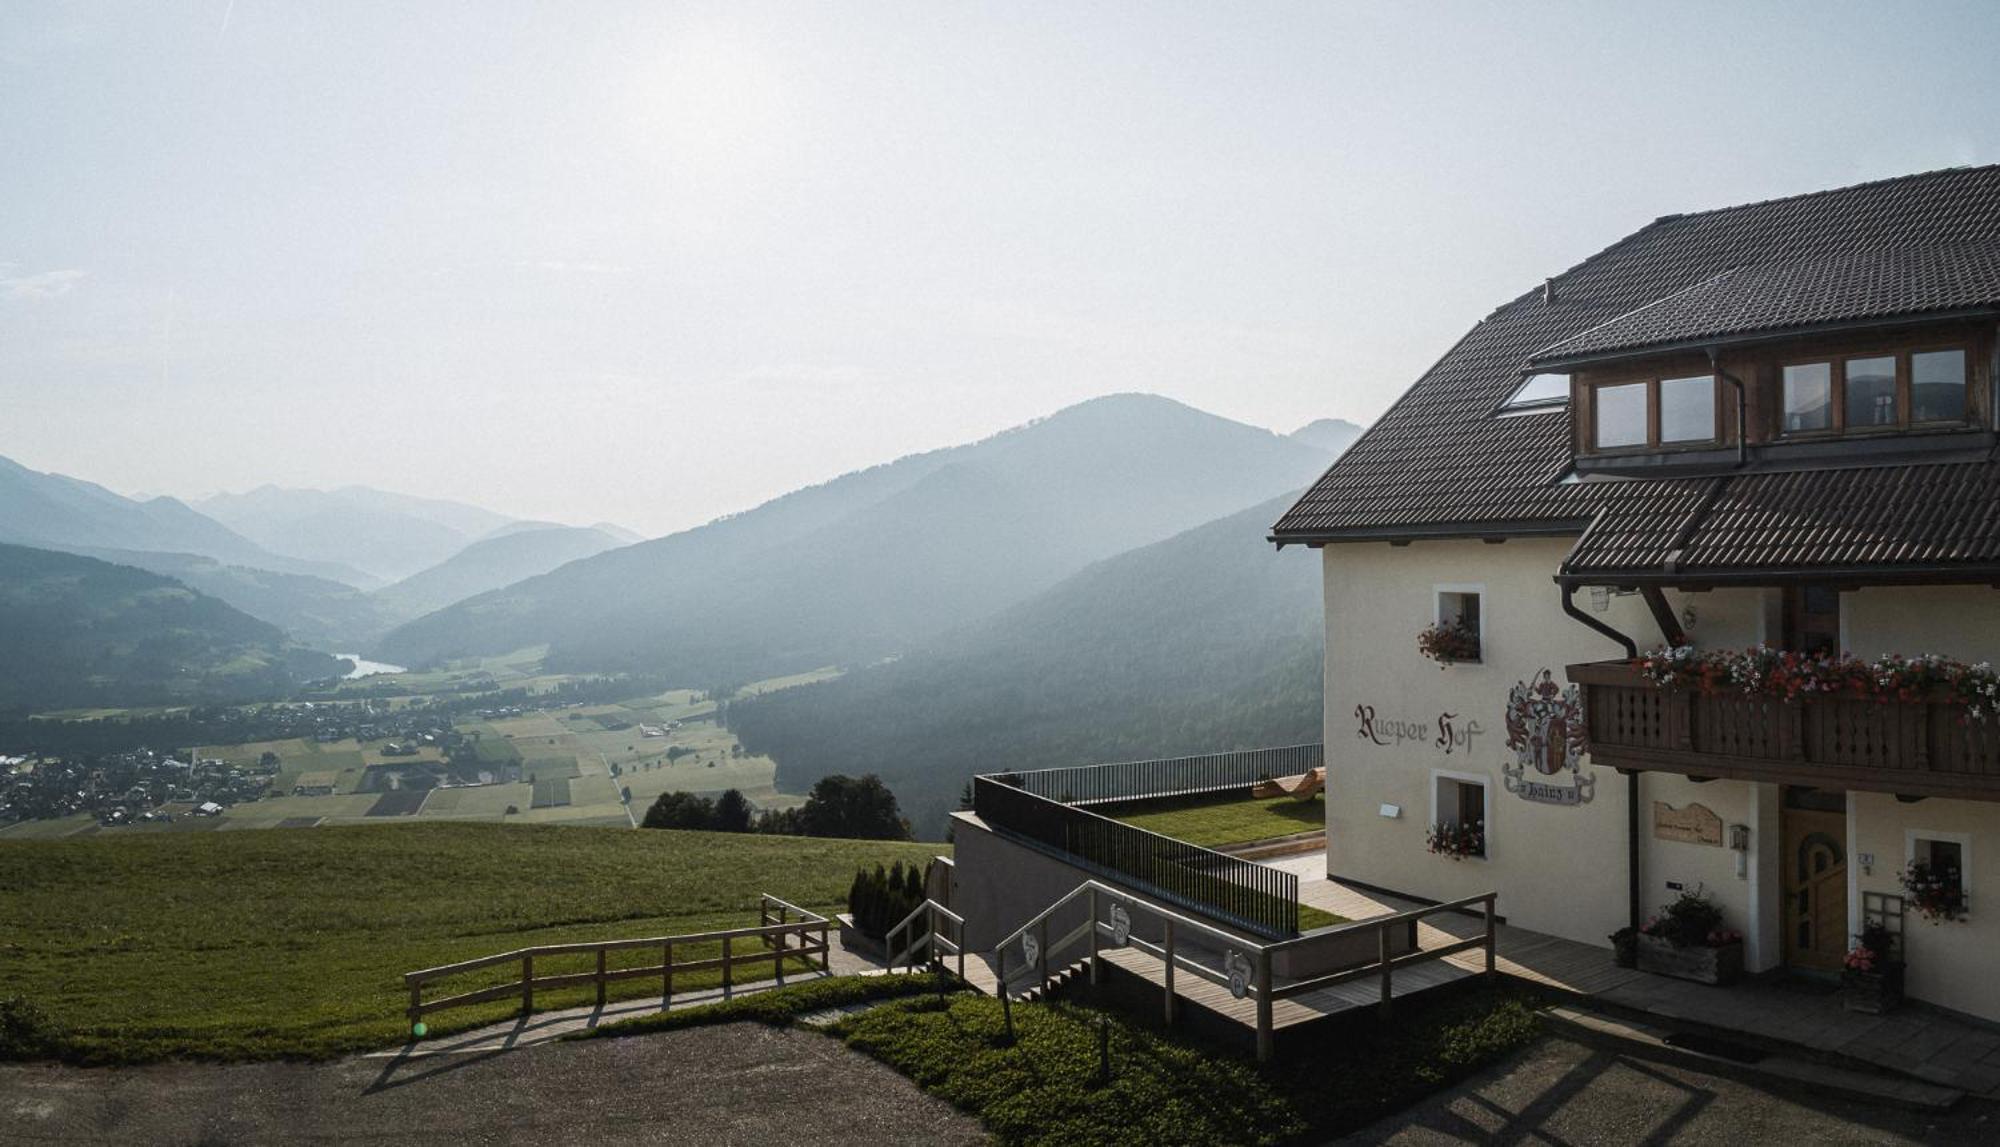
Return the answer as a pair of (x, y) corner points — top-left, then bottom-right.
(1112, 792), (1325, 849)
(0, 821), (939, 1063)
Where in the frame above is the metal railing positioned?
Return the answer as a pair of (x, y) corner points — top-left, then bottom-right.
(401, 894), (830, 1034)
(993, 879), (1498, 1061)
(974, 775), (1300, 938)
(991, 744), (1324, 807)
(885, 899), (967, 982)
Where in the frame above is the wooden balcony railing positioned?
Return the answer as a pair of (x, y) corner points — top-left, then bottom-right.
(1569, 660), (2000, 799)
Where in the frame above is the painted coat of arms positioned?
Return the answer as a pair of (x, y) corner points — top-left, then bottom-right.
(1503, 669), (1595, 805)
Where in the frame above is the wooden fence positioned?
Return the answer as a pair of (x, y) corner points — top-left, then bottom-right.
(403, 894), (830, 1032)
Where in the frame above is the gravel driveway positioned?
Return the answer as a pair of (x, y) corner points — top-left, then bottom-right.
(2, 1023), (986, 1145)
(1351, 1035), (1998, 1145)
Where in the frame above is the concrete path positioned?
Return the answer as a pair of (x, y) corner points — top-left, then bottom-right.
(2, 1023), (985, 1146)
(1350, 1035), (2000, 1145)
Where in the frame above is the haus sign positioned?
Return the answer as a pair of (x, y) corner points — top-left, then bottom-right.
(1502, 669), (1595, 806)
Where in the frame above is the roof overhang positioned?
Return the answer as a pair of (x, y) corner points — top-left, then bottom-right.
(1555, 563), (2000, 590)
(1525, 306), (2000, 373)
(1271, 518), (1593, 549)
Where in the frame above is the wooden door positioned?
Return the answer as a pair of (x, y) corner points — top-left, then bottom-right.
(1784, 585), (1842, 656)
(1781, 800), (1848, 972)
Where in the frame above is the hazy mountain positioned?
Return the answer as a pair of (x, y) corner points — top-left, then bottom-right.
(376, 394), (1338, 680)
(591, 522), (646, 544)
(1290, 417), (1365, 456)
(195, 485), (518, 584)
(70, 548), (396, 652)
(0, 455), (371, 585)
(728, 490), (1325, 836)
(0, 543), (345, 713)
(372, 524), (630, 621)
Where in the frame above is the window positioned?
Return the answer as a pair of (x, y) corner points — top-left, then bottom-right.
(1594, 382), (1648, 448)
(1784, 362), (1834, 433)
(1913, 349), (1969, 423)
(1431, 586), (1483, 664)
(1589, 373), (1718, 451)
(1500, 373), (1571, 414)
(1431, 770), (1488, 859)
(1782, 346), (1972, 436)
(1844, 356), (1897, 428)
(1659, 375), (1716, 442)
(1906, 830), (1970, 916)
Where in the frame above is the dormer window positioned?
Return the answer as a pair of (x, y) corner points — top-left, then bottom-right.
(1781, 345), (1970, 437)
(1589, 373), (1718, 451)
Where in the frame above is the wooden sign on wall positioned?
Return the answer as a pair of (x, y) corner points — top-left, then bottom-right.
(1653, 801), (1724, 846)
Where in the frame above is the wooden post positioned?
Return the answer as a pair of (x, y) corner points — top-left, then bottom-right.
(663, 940), (673, 1006)
(522, 953), (535, 1015)
(723, 934), (733, 997)
(956, 916), (965, 983)
(819, 920), (831, 973)
(1254, 949), (1273, 1063)
(1484, 897), (1498, 980)
(595, 948), (607, 1008)
(1037, 917), (1049, 983)
(1088, 888), (1101, 985)
(1162, 920), (1176, 1025)
(774, 926), (786, 985)
(1377, 922), (1393, 1019)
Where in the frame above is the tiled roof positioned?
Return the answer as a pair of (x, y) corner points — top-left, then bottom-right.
(1528, 242), (2000, 367)
(1561, 463), (2000, 579)
(1273, 165), (2000, 570)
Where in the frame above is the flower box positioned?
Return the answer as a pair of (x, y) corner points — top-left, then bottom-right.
(1636, 933), (1743, 985)
(1842, 963), (1905, 1014)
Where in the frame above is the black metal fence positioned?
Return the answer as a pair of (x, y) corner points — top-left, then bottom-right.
(973, 775), (1301, 938)
(992, 744), (1323, 807)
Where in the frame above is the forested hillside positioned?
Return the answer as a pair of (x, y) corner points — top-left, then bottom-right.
(0, 544), (344, 712)
(728, 491), (1324, 836)
(377, 395), (1336, 685)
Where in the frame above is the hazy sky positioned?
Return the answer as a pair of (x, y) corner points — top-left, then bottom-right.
(3, 2), (1997, 535)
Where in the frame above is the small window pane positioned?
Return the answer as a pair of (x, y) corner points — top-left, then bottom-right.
(1595, 382), (1647, 448)
(1504, 373), (1570, 409)
(1659, 375), (1714, 442)
(1783, 363), (1833, 433)
(1844, 356), (1897, 429)
(1912, 349), (1967, 423)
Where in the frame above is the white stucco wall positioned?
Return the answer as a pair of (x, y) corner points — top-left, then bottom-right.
(1851, 792), (2000, 1020)
(1845, 586), (2000, 662)
(1321, 537), (1774, 950)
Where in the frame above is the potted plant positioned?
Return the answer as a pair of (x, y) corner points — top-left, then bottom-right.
(1609, 925), (1638, 968)
(1634, 886), (1743, 985)
(1841, 921), (1904, 1014)
(1417, 621), (1481, 666)
(1901, 859), (1968, 924)
(1425, 820), (1484, 860)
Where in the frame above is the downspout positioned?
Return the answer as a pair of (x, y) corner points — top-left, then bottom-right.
(1558, 582), (1644, 934)
(1559, 582), (1638, 659)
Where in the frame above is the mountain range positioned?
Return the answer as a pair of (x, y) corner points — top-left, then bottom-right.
(372, 394), (1343, 683)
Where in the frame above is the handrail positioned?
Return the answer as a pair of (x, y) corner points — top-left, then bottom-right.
(402, 894), (833, 1035)
(991, 879), (1499, 1062)
(885, 899), (968, 983)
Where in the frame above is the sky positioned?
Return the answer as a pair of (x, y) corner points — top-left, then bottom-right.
(2, 2), (1997, 536)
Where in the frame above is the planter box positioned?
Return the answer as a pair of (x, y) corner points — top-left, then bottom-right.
(1842, 963), (1906, 1014)
(837, 913), (888, 961)
(1636, 933), (1742, 985)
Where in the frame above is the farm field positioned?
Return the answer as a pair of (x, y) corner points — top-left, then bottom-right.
(3, 661), (837, 839)
(0, 821), (940, 1062)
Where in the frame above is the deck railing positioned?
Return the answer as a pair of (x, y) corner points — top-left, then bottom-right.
(973, 775), (1300, 938)
(993, 878), (1497, 1061)
(1571, 660), (2000, 799)
(401, 894), (830, 1034)
(992, 744), (1324, 807)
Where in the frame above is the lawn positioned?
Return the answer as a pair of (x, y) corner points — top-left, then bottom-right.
(831, 988), (1542, 1145)
(1113, 791), (1324, 849)
(0, 821), (939, 1063)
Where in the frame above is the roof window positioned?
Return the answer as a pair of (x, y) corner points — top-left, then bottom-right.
(1499, 373), (1569, 415)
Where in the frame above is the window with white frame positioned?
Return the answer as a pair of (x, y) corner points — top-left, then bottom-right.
(1429, 770), (1488, 859)
(1906, 830), (1970, 916)
(1427, 586), (1484, 664)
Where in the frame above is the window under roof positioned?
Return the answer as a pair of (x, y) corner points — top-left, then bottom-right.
(1498, 373), (1569, 414)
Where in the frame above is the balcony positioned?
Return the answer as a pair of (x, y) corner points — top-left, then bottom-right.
(1569, 660), (2000, 800)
